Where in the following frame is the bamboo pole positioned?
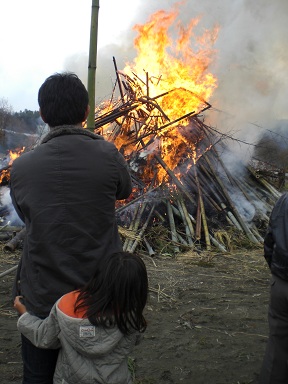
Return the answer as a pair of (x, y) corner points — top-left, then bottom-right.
(195, 197), (201, 240)
(176, 232), (189, 246)
(167, 200), (180, 253)
(0, 225), (23, 233)
(154, 154), (196, 205)
(250, 226), (264, 243)
(122, 203), (140, 251)
(190, 163), (244, 231)
(116, 185), (162, 214)
(193, 164), (211, 250)
(123, 203), (143, 251)
(87, 0), (100, 131)
(209, 234), (227, 253)
(0, 265), (18, 278)
(247, 166), (281, 200)
(170, 202), (197, 227)
(176, 197), (194, 246)
(240, 178), (272, 215)
(129, 204), (156, 253)
(203, 154), (259, 244)
(113, 56), (125, 100)
(178, 195), (195, 238)
(208, 145), (271, 225)
(143, 237), (155, 257)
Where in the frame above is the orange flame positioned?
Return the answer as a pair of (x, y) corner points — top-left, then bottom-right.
(97, 7), (219, 184)
(8, 147), (25, 165)
(123, 8), (219, 121)
(0, 147), (25, 184)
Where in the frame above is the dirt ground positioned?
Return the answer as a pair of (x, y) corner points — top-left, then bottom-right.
(0, 246), (270, 384)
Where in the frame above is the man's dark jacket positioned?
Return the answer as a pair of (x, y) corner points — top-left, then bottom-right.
(10, 126), (132, 317)
(264, 192), (288, 281)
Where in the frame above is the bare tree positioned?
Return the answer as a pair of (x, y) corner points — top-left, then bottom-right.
(0, 98), (13, 143)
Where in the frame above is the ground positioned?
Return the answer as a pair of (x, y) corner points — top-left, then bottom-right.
(0, 246), (270, 384)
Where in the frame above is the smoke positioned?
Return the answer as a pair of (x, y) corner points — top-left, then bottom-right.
(0, 187), (23, 226)
(62, 0), (288, 162)
(206, 0), (288, 161)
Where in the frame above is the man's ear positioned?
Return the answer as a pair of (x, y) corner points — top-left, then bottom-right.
(39, 108), (47, 123)
(84, 105), (90, 121)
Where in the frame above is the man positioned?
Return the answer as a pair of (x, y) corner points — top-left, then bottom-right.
(259, 192), (288, 384)
(10, 72), (132, 384)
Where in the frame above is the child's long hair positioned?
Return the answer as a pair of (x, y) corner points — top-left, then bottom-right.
(74, 252), (148, 335)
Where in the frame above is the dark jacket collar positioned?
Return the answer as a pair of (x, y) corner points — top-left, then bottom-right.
(41, 125), (104, 144)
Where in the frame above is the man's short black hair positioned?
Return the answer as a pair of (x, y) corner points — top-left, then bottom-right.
(38, 72), (89, 127)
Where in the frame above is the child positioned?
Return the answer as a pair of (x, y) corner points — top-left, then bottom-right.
(14, 252), (148, 384)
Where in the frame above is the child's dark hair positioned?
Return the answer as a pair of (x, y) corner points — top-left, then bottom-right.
(38, 72), (89, 127)
(74, 252), (148, 335)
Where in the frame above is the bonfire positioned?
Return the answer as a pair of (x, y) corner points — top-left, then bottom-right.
(0, 8), (280, 256)
(89, 9), (279, 255)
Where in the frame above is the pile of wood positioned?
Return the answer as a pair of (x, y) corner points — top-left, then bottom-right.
(250, 158), (286, 190)
(94, 68), (280, 254)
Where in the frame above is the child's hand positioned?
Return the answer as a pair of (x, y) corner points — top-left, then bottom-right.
(14, 296), (27, 315)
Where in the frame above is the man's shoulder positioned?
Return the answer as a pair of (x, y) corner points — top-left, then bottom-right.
(12, 149), (36, 167)
(15, 144), (45, 162)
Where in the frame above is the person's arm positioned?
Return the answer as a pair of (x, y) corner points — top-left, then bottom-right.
(9, 171), (25, 224)
(14, 296), (60, 349)
(264, 224), (274, 268)
(114, 149), (132, 200)
(263, 194), (287, 268)
(14, 296), (26, 314)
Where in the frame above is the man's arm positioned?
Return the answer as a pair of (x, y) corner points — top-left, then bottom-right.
(263, 194), (287, 269)
(115, 150), (132, 200)
(9, 172), (25, 223)
(263, 225), (274, 268)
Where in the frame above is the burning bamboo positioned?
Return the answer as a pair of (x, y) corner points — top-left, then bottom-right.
(154, 154), (196, 206)
(116, 185), (162, 214)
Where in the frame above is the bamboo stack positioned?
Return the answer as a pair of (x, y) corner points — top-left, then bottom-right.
(94, 66), (280, 255)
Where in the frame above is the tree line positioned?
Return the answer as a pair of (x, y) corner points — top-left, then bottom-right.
(0, 98), (46, 152)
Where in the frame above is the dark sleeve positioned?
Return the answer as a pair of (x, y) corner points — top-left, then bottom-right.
(9, 171), (25, 223)
(263, 224), (274, 268)
(12, 258), (22, 299)
(114, 151), (132, 200)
